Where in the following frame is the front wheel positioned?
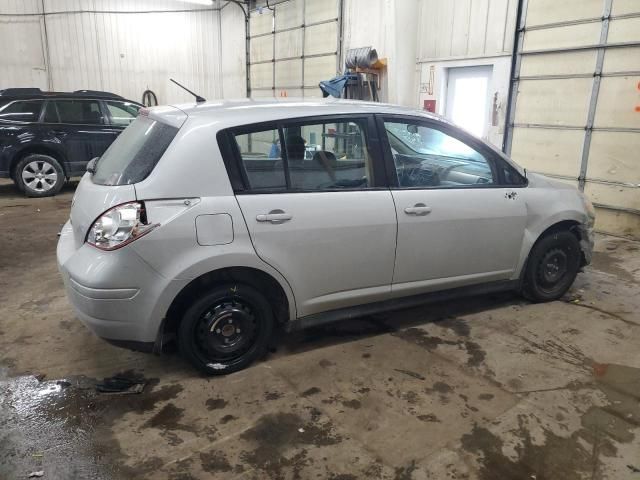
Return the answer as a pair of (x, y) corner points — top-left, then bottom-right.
(522, 230), (581, 302)
(15, 154), (65, 197)
(178, 284), (274, 375)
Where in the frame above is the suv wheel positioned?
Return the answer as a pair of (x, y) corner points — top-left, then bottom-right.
(178, 284), (274, 375)
(522, 230), (581, 302)
(15, 154), (65, 197)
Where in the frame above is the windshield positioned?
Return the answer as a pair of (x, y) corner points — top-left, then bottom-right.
(92, 116), (178, 186)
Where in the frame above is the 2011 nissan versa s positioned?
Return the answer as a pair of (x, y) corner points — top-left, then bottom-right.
(57, 98), (595, 375)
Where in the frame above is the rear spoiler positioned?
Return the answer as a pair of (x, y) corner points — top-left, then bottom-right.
(139, 105), (187, 129)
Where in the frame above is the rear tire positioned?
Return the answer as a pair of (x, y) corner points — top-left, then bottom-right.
(178, 283), (274, 375)
(522, 230), (581, 302)
(15, 154), (65, 197)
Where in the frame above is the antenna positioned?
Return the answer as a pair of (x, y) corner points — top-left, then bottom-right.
(170, 78), (206, 103)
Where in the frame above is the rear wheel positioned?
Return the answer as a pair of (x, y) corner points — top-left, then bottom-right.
(15, 154), (65, 197)
(522, 230), (581, 302)
(178, 284), (274, 375)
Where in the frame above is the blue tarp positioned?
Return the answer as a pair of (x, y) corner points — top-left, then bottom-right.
(319, 74), (359, 98)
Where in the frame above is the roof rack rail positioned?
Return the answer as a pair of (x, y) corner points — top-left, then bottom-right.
(0, 88), (43, 96)
(73, 89), (123, 99)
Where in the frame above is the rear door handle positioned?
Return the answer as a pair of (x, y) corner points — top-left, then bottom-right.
(404, 203), (432, 216)
(256, 209), (292, 223)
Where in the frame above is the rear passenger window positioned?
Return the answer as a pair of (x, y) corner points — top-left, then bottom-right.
(234, 128), (287, 191)
(44, 100), (104, 124)
(0, 100), (43, 122)
(283, 120), (372, 190)
(232, 119), (374, 192)
(106, 100), (139, 126)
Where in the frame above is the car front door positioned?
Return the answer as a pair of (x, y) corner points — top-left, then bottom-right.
(42, 99), (121, 175)
(378, 115), (528, 297)
(227, 115), (397, 318)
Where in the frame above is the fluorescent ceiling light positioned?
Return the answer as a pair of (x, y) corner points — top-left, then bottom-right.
(180, 0), (213, 5)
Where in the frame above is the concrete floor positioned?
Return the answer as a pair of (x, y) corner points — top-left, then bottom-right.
(1, 179), (639, 480)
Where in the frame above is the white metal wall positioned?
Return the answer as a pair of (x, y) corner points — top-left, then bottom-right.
(415, 0), (518, 146)
(506, 0), (640, 238)
(0, 0), (246, 103)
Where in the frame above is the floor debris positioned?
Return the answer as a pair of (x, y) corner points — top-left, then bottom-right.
(96, 376), (145, 395)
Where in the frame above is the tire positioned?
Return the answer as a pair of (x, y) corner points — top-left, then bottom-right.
(522, 230), (581, 302)
(15, 154), (65, 197)
(178, 283), (275, 375)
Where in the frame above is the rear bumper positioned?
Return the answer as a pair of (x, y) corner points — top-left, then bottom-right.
(57, 221), (184, 347)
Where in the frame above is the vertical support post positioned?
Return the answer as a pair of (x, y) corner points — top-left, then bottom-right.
(40, 0), (53, 90)
(578, 0), (613, 191)
(503, 0), (528, 155)
(336, 0), (344, 75)
(245, 6), (251, 98)
(301, 0), (306, 98)
(217, 0), (224, 98)
(272, 6), (276, 97)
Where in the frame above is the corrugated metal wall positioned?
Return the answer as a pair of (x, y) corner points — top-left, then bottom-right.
(417, 0), (516, 60)
(505, 0), (640, 238)
(415, 0), (518, 147)
(0, 0), (246, 103)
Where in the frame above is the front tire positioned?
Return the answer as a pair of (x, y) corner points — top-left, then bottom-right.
(15, 154), (65, 197)
(178, 284), (274, 375)
(522, 230), (581, 302)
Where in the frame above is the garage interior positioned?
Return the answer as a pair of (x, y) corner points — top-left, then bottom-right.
(1, 0), (639, 479)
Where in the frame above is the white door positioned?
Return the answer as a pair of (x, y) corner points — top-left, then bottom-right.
(445, 66), (493, 138)
(231, 117), (397, 317)
(381, 118), (527, 297)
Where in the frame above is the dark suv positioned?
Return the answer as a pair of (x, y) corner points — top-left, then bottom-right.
(0, 88), (142, 197)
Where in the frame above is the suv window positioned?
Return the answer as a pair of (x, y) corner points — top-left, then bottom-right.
(0, 100), (44, 123)
(232, 118), (374, 192)
(92, 116), (178, 186)
(384, 120), (494, 188)
(44, 99), (104, 124)
(106, 100), (139, 126)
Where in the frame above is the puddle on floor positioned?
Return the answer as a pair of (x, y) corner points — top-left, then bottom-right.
(0, 368), (182, 479)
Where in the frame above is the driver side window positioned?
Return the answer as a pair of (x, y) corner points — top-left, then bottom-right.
(384, 121), (494, 188)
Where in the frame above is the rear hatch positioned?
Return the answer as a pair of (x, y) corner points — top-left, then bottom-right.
(69, 106), (186, 248)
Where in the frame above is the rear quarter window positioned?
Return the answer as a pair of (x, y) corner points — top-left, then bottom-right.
(0, 100), (44, 123)
(92, 116), (178, 185)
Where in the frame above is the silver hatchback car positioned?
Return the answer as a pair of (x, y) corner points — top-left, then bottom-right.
(57, 99), (595, 374)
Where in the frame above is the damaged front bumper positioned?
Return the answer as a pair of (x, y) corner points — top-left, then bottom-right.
(576, 223), (594, 266)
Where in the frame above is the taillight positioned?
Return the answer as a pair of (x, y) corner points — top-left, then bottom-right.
(86, 202), (158, 251)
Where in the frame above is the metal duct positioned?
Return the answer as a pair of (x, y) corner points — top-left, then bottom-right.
(345, 46), (378, 69)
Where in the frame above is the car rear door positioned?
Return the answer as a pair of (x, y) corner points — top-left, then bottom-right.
(378, 115), (528, 297)
(42, 99), (121, 175)
(226, 115), (397, 318)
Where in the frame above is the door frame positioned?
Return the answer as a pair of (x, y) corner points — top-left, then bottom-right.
(444, 65), (494, 139)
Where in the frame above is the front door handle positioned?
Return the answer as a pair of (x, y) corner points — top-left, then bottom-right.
(404, 203), (432, 216)
(256, 209), (292, 223)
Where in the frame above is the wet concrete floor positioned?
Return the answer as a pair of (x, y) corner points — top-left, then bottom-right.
(1, 179), (639, 479)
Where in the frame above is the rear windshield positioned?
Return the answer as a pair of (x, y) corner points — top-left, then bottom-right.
(92, 116), (179, 185)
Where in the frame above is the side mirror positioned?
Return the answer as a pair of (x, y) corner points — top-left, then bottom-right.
(87, 157), (99, 174)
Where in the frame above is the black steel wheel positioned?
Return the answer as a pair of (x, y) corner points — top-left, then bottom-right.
(178, 284), (274, 375)
(522, 230), (581, 302)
